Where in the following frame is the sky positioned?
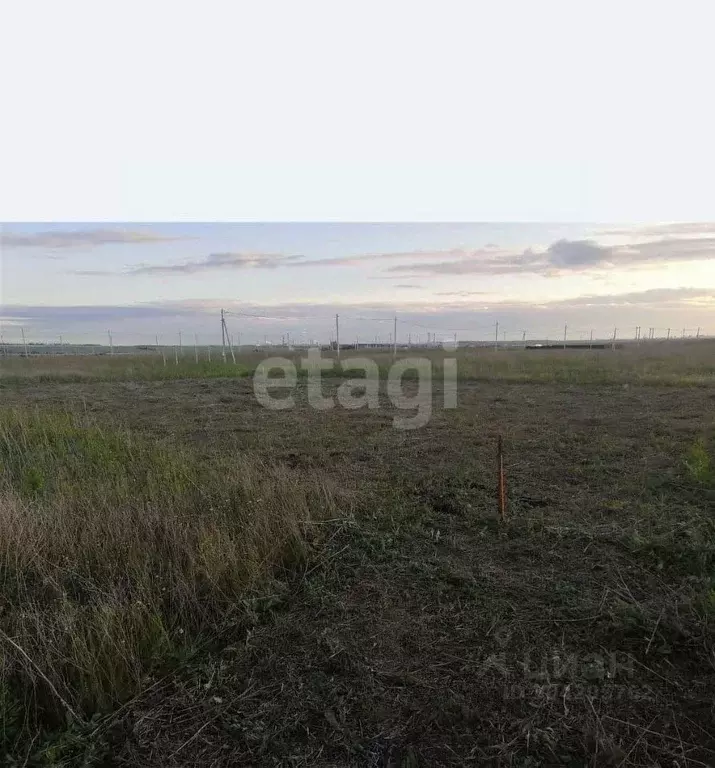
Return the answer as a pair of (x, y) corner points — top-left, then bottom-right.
(1, 1), (714, 223)
(1, 1), (714, 345)
(1, 222), (713, 345)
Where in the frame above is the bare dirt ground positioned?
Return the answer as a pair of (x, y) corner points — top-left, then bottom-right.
(4, 374), (714, 766)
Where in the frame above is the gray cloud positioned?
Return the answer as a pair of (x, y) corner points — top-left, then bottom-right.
(49, 233), (715, 279)
(386, 237), (715, 277)
(128, 251), (305, 275)
(1, 228), (182, 249)
(549, 287), (715, 308)
(120, 247), (503, 275)
(600, 223), (715, 238)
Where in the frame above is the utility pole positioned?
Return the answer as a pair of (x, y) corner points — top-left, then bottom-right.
(1, 333), (6, 358)
(522, 330), (527, 349)
(611, 327), (617, 352)
(393, 316), (397, 360)
(589, 329), (593, 350)
(563, 324), (567, 350)
(696, 326), (701, 339)
(494, 321), (499, 351)
(179, 330), (183, 357)
(666, 327), (671, 341)
(335, 314), (340, 360)
(194, 334), (199, 363)
(229, 335), (236, 364)
(682, 328), (686, 339)
(174, 345), (178, 365)
(107, 329), (113, 356)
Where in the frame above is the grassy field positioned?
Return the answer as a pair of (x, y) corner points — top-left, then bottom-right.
(0, 343), (713, 766)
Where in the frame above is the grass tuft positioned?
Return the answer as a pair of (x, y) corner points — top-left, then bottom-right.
(0, 407), (336, 747)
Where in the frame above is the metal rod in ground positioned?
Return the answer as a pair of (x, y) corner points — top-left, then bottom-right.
(497, 435), (507, 521)
(393, 316), (397, 359)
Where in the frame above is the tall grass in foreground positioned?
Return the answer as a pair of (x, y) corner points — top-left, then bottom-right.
(0, 408), (335, 743)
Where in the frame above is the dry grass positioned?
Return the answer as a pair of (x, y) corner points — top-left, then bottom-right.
(0, 408), (336, 748)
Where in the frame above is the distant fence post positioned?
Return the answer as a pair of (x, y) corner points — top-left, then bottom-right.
(156, 334), (166, 366)
(220, 309), (227, 363)
(335, 314), (340, 361)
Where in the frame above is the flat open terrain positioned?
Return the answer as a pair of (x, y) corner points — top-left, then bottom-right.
(1, 344), (714, 766)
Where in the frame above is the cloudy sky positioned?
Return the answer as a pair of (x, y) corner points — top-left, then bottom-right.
(1, 222), (713, 345)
